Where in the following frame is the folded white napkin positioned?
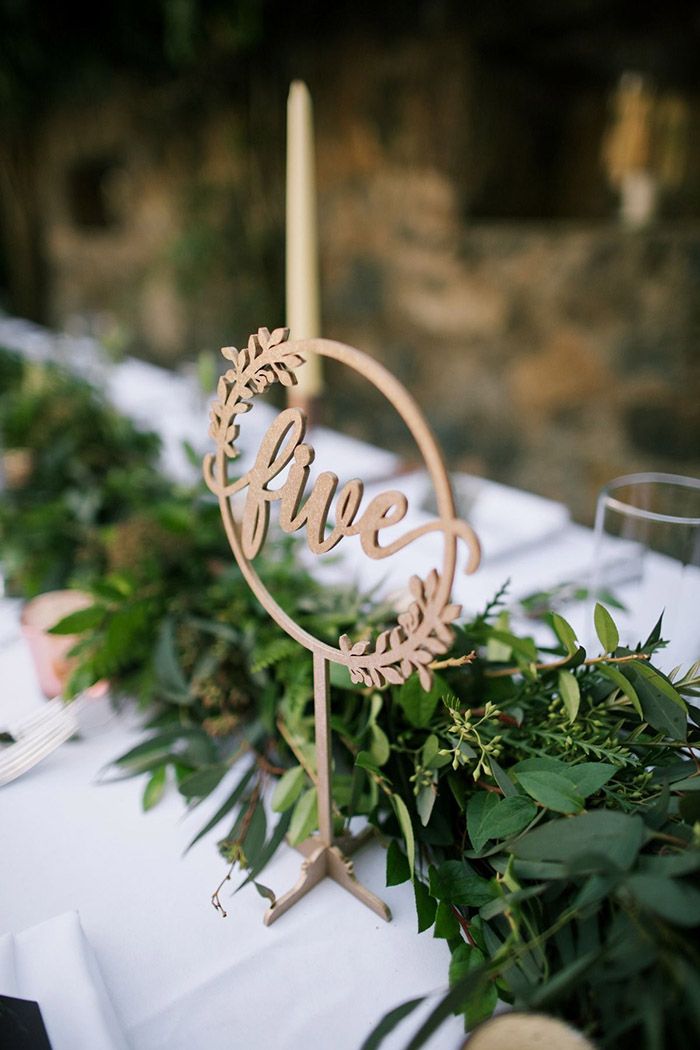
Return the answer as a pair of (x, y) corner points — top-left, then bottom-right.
(0, 911), (128, 1049)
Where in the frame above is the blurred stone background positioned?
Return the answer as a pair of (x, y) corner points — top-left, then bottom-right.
(1, 1), (699, 520)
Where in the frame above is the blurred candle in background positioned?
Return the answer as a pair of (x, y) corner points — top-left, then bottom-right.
(286, 80), (323, 399)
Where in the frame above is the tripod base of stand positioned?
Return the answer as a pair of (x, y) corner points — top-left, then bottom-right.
(262, 830), (392, 926)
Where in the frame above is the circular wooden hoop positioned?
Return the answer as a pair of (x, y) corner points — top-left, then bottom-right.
(205, 332), (480, 685)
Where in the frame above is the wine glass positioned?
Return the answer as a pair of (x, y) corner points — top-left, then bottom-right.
(591, 472), (700, 674)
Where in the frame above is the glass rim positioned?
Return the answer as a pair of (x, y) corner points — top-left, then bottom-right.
(599, 471), (700, 526)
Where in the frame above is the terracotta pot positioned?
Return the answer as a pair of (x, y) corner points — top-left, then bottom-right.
(20, 590), (93, 698)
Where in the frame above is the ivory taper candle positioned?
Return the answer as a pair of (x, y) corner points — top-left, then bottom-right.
(286, 80), (323, 397)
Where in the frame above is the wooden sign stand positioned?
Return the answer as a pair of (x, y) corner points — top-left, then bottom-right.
(204, 327), (481, 925)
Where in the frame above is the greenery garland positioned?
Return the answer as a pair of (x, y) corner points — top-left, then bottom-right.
(2, 347), (699, 1049)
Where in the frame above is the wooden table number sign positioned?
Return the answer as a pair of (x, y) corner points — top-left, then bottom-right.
(204, 327), (481, 925)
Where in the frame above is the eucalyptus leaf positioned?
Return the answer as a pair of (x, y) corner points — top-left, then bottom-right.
(558, 669), (580, 723)
(154, 618), (191, 703)
(271, 765), (306, 813)
(186, 766), (256, 852)
(369, 723), (391, 766)
(236, 811), (292, 892)
(288, 787), (318, 846)
(242, 801), (267, 867)
(178, 763), (229, 800)
(142, 764), (166, 811)
(510, 810), (644, 872)
(358, 997), (425, 1050)
(488, 757), (518, 798)
(621, 660), (687, 740)
(597, 663), (643, 718)
(514, 770), (583, 814)
(625, 874), (700, 927)
(253, 881), (276, 905)
(487, 795), (537, 841)
(417, 783), (437, 827)
(564, 762), (616, 799)
(391, 794), (415, 878)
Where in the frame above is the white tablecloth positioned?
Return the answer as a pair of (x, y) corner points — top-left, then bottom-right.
(0, 520), (600, 1050)
(0, 318), (687, 1049)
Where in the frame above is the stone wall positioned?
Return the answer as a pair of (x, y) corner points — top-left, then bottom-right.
(12, 28), (700, 522)
(321, 216), (700, 522)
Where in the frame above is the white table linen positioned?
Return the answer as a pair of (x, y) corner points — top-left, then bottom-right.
(0, 911), (128, 1050)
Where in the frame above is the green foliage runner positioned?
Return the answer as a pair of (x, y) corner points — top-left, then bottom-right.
(2, 347), (699, 1049)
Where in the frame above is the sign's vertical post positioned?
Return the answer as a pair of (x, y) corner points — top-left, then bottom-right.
(205, 330), (481, 924)
(313, 650), (333, 847)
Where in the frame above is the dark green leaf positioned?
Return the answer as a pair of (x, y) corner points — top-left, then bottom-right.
(478, 882), (548, 921)
(355, 751), (382, 777)
(429, 861), (497, 907)
(643, 612), (664, 648)
(564, 762), (616, 799)
(467, 791), (499, 852)
(358, 997), (425, 1050)
(113, 728), (196, 768)
(178, 764), (228, 800)
(527, 950), (600, 1008)
(511, 810), (644, 872)
(448, 943), (497, 1028)
(236, 811), (292, 891)
(597, 663), (643, 718)
(638, 851), (700, 877)
(487, 795), (538, 840)
(253, 881), (276, 904)
(488, 757), (518, 798)
(242, 801), (267, 867)
(48, 604), (104, 634)
(621, 661), (687, 740)
(386, 839), (411, 886)
(414, 878), (437, 933)
(514, 770), (583, 814)
(396, 673), (448, 728)
(625, 874), (700, 927)
(401, 964), (489, 1050)
(433, 900), (460, 939)
(154, 618), (191, 703)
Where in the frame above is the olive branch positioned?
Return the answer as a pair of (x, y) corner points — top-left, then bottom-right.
(340, 568), (461, 691)
(208, 326), (305, 460)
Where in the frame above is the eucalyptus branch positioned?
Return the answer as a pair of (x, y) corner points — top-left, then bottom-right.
(276, 718), (318, 787)
(211, 778), (262, 918)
